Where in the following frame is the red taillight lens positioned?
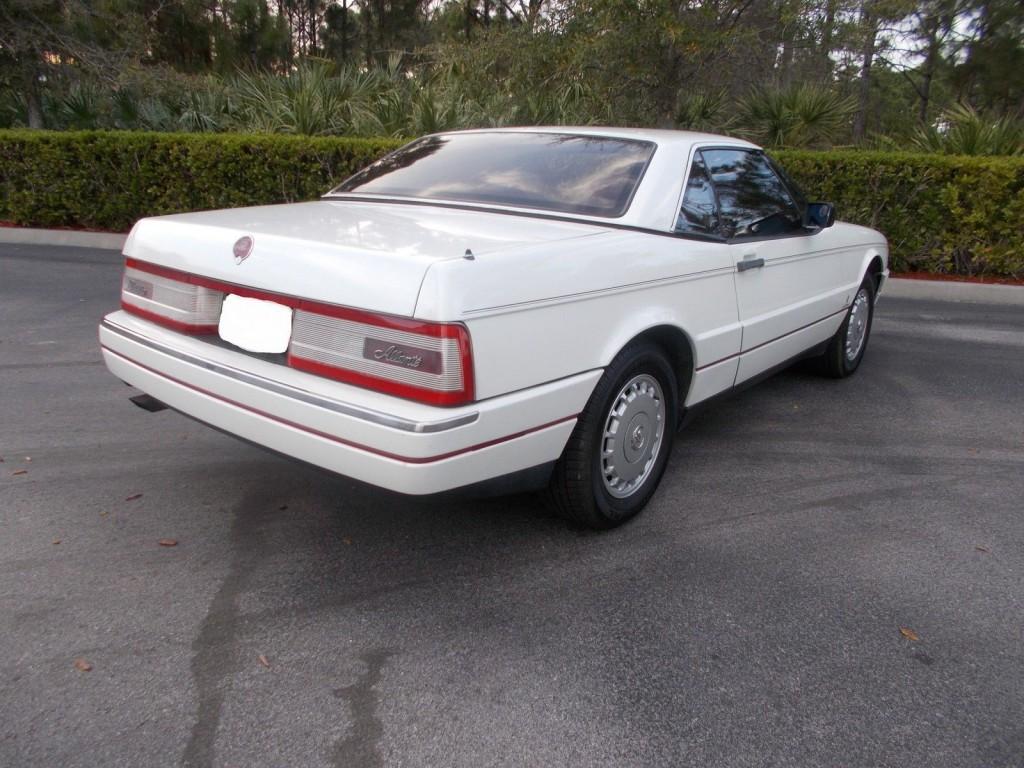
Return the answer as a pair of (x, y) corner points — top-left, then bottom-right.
(121, 260), (223, 333)
(118, 258), (475, 406)
(289, 308), (474, 406)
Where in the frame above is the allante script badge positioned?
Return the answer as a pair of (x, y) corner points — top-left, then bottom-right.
(362, 338), (443, 374)
(233, 236), (254, 265)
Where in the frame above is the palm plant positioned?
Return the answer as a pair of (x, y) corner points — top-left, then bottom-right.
(910, 104), (1023, 156)
(177, 80), (233, 132)
(54, 82), (107, 129)
(674, 91), (735, 134)
(738, 85), (855, 148)
(0, 89), (28, 128)
(135, 98), (178, 132)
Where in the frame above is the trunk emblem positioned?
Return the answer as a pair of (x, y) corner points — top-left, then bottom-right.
(233, 236), (254, 264)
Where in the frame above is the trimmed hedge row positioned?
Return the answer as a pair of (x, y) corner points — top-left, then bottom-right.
(0, 130), (403, 233)
(1, 131), (1021, 277)
(774, 149), (1024, 278)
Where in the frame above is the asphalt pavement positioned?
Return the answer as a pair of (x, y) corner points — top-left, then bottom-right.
(2, 243), (1022, 768)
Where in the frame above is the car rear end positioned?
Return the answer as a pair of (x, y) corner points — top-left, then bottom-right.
(99, 205), (596, 494)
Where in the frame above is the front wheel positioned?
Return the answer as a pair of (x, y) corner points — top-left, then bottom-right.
(821, 275), (876, 378)
(547, 341), (678, 529)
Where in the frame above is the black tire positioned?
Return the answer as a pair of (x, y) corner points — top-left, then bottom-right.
(546, 341), (679, 529)
(822, 274), (876, 378)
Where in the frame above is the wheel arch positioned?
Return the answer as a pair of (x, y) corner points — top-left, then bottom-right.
(602, 322), (696, 413)
(859, 246), (888, 295)
(865, 253), (885, 292)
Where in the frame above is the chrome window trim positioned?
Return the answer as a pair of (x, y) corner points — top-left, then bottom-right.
(100, 319), (479, 434)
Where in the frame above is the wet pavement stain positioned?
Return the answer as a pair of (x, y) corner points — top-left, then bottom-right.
(181, 491), (280, 768)
(331, 650), (395, 768)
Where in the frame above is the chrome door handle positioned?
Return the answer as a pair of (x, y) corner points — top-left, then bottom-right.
(737, 256), (765, 272)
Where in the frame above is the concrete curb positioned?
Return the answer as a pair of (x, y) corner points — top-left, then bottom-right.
(884, 277), (1023, 306)
(0, 227), (127, 251)
(1, 226), (1021, 306)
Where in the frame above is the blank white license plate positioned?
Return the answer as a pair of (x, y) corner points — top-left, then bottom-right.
(218, 294), (293, 354)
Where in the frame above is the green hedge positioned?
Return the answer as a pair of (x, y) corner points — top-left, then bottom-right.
(0, 130), (403, 233)
(1, 131), (1022, 278)
(774, 150), (1024, 278)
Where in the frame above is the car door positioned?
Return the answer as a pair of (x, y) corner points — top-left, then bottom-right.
(672, 152), (741, 403)
(699, 147), (846, 385)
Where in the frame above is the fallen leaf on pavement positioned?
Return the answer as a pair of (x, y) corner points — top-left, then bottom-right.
(99, 511), (108, 517)
(158, 539), (178, 547)
(52, 539), (61, 546)
(74, 658), (93, 672)
(125, 493), (143, 501)
(975, 546), (990, 553)
(12, 470), (27, 476)
(258, 654), (271, 669)
(899, 627), (920, 642)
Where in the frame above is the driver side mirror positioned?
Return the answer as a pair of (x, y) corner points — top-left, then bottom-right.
(804, 202), (836, 229)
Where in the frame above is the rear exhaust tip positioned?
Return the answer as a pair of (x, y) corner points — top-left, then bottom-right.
(129, 394), (168, 413)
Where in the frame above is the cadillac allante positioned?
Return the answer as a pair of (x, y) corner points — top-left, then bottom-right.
(99, 128), (888, 528)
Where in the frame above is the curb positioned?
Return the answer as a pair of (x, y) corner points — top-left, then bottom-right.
(0, 227), (127, 251)
(1, 226), (1021, 306)
(884, 277), (1023, 306)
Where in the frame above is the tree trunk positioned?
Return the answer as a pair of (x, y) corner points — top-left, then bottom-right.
(341, 0), (349, 63)
(778, 0), (795, 87)
(919, 12), (941, 124)
(23, 62), (44, 129)
(853, 3), (877, 142)
(820, 0), (838, 81)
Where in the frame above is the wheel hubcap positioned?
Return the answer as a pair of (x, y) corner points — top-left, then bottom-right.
(845, 288), (871, 362)
(601, 374), (665, 499)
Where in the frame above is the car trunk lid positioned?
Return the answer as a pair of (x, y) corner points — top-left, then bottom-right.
(124, 200), (607, 317)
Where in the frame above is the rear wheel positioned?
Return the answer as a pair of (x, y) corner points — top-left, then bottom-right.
(547, 341), (678, 529)
(822, 275), (875, 378)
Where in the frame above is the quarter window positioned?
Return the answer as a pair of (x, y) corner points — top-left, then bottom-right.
(675, 156), (719, 236)
(700, 149), (803, 238)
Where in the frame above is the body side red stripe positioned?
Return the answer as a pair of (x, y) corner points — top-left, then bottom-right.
(102, 345), (574, 464)
(695, 306), (849, 371)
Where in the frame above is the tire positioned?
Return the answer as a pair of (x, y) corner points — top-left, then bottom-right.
(822, 274), (876, 378)
(547, 341), (679, 529)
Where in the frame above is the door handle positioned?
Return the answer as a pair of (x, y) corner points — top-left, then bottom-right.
(737, 255), (765, 272)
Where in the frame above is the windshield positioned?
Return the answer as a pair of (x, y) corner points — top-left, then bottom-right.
(327, 132), (656, 218)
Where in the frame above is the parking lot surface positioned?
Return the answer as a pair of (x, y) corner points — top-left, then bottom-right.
(2, 243), (1022, 768)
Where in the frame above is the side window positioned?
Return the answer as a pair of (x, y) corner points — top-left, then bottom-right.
(700, 149), (803, 239)
(675, 156), (719, 236)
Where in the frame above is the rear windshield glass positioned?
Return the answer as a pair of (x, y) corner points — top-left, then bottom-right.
(328, 132), (656, 218)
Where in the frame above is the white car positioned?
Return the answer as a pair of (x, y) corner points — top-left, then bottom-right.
(99, 127), (888, 528)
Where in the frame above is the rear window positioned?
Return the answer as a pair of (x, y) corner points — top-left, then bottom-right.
(328, 132), (656, 218)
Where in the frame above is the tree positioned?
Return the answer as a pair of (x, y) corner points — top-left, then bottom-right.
(954, 0), (1024, 115)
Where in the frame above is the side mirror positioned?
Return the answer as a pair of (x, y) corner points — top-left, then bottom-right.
(804, 202), (836, 229)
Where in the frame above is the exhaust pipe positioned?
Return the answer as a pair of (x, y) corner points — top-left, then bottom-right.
(129, 394), (168, 413)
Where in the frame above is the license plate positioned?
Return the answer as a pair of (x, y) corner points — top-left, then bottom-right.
(218, 294), (293, 354)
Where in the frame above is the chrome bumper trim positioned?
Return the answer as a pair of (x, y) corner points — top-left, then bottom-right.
(100, 319), (479, 434)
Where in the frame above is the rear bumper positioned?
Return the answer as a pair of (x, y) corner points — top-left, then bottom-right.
(99, 312), (598, 495)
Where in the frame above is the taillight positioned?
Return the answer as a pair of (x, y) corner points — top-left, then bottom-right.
(118, 258), (475, 406)
(289, 308), (474, 406)
(121, 260), (223, 333)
